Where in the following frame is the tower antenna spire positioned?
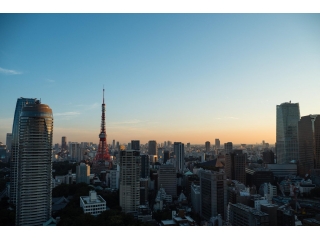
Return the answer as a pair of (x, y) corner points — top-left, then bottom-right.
(103, 85), (105, 104)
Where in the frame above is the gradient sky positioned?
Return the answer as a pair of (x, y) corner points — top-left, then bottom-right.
(1, 14), (320, 145)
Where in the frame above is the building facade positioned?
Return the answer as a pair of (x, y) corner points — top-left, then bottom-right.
(16, 101), (53, 226)
(76, 163), (90, 184)
(205, 141), (210, 153)
(10, 97), (37, 205)
(174, 142), (185, 173)
(225, 150), (246, 184)
(131, 140), (140, 150)
(276, 102), (300, 164)
(119, 150), (140, 213)
(224, 142), (233, 154)
(199, 170), (227, 220)
(298, 114), (320, 176)
(80, 190), (106, 216)
(158, 164), (177, 197)
(148, 140), (157, 155)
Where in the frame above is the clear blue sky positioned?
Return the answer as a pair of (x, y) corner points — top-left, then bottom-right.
(1, 14), (320, 145)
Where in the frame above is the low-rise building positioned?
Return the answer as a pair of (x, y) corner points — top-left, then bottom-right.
(80, 190), (107, 216)
(227, 203), (269, 226)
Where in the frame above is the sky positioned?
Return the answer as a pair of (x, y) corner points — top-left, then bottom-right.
(1, 13), (320, 145)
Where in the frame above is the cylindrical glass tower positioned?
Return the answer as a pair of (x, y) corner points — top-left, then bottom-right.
(16, 101), (53, 226)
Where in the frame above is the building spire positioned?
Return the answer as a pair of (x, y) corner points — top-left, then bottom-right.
(103, 86), (105, 104)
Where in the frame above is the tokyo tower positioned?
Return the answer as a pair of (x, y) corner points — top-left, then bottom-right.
(92, 88), (111, 174)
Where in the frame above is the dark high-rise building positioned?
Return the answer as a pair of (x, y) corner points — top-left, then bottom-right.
(187, 142), (190, 149)
(61, 136), (67, 151)
(245, 168), (274, 190)
(174, 142), (185, 173)
(119, 150), (140, 213)
(263, 150), (275, 164)
(140, 154), (150, 178)
(225, 150), (246, 184)
(6, 133), (12, 162)
(276, 102), (300, 164)
(148, 140), (157, 155)
(163, 150), (170, 164)
(10, 97), (37, 205)
(215, 139), (220, 149)
(158, 164), (177, 197)
(16, 101), (53, 225)
(112, 139), (115, 149)
(199, 170), (227, 220)
(131, 140), (140, 150)
(205, 141), (210, 152)
(0, 143), (6, 162)
(298, 115), (320, 176)
(224, 142), (233, 154)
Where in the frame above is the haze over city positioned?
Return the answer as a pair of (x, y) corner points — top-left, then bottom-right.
(1, 13), (320, 145)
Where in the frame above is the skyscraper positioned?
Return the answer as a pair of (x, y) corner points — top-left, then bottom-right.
(205, 141), (210, 152)
(276, 102), (300, 164)
(158, 164), (177, 197)
(10, 97), (37, 205)
(148, 140), (157, 155)
(298, 115), (320, 176)
(61, 136), (67, 151)
(6, 133), (12, 162)
(224, 142), (233, 154)
(76, 163), (90, 184)
(174, 142), (185, 173)
(199, 170), (227, 220)
(131, 140), (140, 150)
(119, 150), (140, 213)
(215, 139), (220, 149)
(140, 154), (150, 179)
(225, 150), (247, 184)
(16, 101), (53, 225)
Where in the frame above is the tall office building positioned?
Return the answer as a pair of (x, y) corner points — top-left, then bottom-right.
(5, 133), (12, 162)
(76, 163), (90, 184)
(69, 142), (82, 161)
(163, 150), (170, 164)
(199, 170), (227, 220)
(131, 140), (140, 150)
(224, 142), (233, 154)
(225, 150), (247, 184)
(158, 164), (177, 197)
(140, 154), (150, 179)
(112, 139), (115, 149)
(148, 140), (157, 155)
(10, 97), (37, 205)
(298, 115), (320, 176)
(61, 136), (67, 151)
(215, 139), (220, 149)
(16, 101), (53, 225)
(205, 141), (210, 152)
(276, 102), (300, 164)
(174, 142), (185, 173)
(119, 150), (141, 213)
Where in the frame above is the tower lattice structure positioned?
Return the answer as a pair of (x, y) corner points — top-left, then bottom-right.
(92, 88), (111, 174)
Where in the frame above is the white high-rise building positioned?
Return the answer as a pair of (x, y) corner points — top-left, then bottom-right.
(16, 101), (53, 226)
(119, 150), (140, 213)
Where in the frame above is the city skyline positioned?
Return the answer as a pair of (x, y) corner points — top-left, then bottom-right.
(1, 14), (320, 145)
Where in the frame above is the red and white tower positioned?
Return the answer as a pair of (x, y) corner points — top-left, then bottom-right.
(92, 88), (111, 174)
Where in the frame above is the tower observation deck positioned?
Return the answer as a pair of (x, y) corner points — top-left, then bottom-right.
(92, 88), (111, 174)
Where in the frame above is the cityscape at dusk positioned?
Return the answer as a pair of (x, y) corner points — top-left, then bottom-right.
(1, 14), (320, 145)
(1, 11), (320, 228)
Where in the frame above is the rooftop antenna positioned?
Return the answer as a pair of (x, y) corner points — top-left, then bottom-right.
(103, 85), (105, 104)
